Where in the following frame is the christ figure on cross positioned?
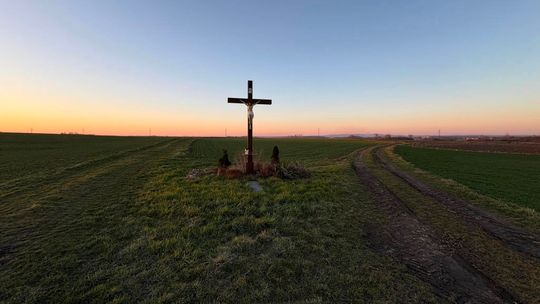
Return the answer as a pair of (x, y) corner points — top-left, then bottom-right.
(228, 80), (272, 174)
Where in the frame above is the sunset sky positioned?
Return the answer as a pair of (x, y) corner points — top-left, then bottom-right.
(1, 1), (539, 136)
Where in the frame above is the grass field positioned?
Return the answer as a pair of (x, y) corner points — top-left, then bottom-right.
(3, 135), (539, 302)
(395, 145), (540, 211)
(189, 137), (370, 166)
(0, 134), (440, 303)
(0, 133), (166, 182)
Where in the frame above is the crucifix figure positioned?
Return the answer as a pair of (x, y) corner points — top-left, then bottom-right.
(228, 80), (272, 174)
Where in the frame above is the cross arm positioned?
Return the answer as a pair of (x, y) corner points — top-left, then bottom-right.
(228, 98), (272, 105)
(228, 98), (246, 104)
(253, 99), (272, 105)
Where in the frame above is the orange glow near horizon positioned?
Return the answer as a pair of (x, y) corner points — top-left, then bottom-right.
(3, 107), (540, 137)
(2, 85), (540, 137)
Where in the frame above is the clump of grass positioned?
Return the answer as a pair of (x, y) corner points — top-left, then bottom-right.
(275, 161), (311, 179)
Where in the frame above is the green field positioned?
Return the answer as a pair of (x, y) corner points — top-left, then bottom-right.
(190, 137), (370, 165)
(395, 145), (540, 211)
(0, 133), (165, 182)
(0, 134), (438, 303)
(3, 135), (539, 302)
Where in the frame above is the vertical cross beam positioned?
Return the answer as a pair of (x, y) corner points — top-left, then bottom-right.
(246, 80), (254, 174)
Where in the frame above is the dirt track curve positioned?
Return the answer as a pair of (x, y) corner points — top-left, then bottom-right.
(373, 146), (540, 259)
(354, 147), (522, 303)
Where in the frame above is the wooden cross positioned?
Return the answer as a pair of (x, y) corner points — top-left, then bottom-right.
(228, 80), (272, 174)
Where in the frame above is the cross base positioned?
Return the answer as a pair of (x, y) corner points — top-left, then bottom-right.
(246, 160), (254, 174)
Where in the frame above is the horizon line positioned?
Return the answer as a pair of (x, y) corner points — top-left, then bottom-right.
(2, 131), (539, 138)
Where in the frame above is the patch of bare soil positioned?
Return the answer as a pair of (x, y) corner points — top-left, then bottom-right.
(354, 150), (516, 303)
(374, 147), (540, 259)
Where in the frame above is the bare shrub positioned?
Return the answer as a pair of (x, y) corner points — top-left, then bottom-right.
(232, 150), (247, 170)
(276, 161), (311, 179)
(225, 168), (243, 179)
(259, 163), (277, 178)
(255, 161), (263, 173)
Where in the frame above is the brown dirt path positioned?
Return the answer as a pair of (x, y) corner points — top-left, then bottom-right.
(374, 146), (540, 259)
(354, 148), (517, 303)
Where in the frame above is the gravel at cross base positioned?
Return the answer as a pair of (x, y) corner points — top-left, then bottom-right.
(374, 146), (540, 259)
(247, 180), (263, 192)
(353, 149), (517, 303)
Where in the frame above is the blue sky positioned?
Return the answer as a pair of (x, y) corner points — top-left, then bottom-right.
(1, 0), (539, 135)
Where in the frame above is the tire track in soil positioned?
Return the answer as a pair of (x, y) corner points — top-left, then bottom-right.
(0, 139), (191, 266)
(354, 148), (517, 303)
(0, 139), (178, 200)
(374, 146), (540, 259)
